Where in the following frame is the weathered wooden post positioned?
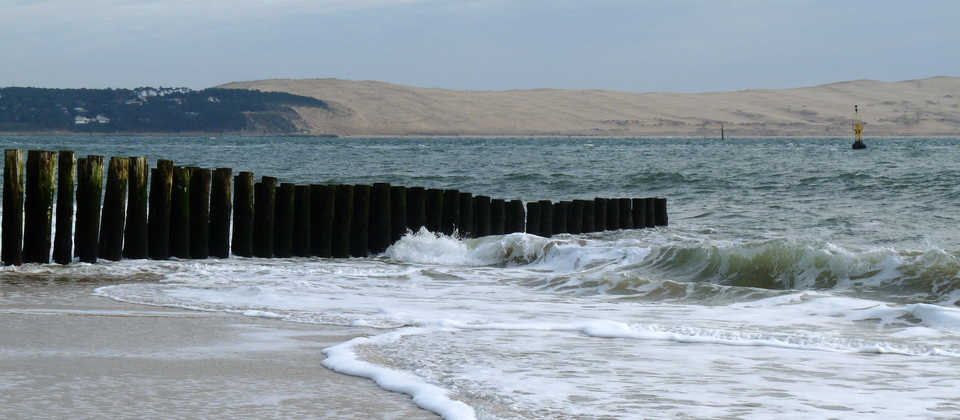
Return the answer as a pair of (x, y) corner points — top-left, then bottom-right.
(390, 186), (407, 245)
(169, 166), (191, 259)
(231, 171), (254, 257)
(406, 187), (426, 233)
(569, 200), (584, 234)
(655, 198), (668, 226)
(75, 155), (104, 263)
(582, 200), (596, 233)
(619, 198), (633, 230)
(525, 201), (541, 235)
(148, 160), (173, 260)
(457, 192), (474, 238)
(606, 197), (619, 231)
(553, 201), (568, 235)
(23, 150), (57, 264)
(253, 176), (277, 258)
(189, 168), (211, 259)
(475, 195), (491, 237)
(441, 189), (460, 236)
(538, 200), (553, 237)
(491, 198), (506, 235)
(351, 184), (371, 257)
(293, 185), (311, 257)
(275, 182), (295, 258)
(594, 198), (607, 232)
(371, 182), (391, 253)
(209, 168), (232, 258)
(98, 157), (129, 261)
(425, 188), (443, 233)
(632, 198), (646, 228)
(645, 198), (656, 228)
(2, 149), (24, 265)
(506, 200), (525, 234)
(332, 185), (354, 258)
(53, 151), (76, 264)
(123, 157), (148, 259)
(311, 184), (335, 257)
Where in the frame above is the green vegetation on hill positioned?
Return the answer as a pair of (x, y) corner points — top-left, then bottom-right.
(0, 87), (327, 133)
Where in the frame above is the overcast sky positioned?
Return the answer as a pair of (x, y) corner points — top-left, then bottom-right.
(2, 0), (958, 92)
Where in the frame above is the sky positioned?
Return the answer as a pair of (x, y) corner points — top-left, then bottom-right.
(2, 0), (958, 92)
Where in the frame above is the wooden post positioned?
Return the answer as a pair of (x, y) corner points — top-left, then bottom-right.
(594, 198), (607, 232)
(406, 187), (426, 233)
(293, 185), (311, 257)
(553, 201), (568, 235)
(390, 186), (407, 245)
(619, 198), (633, 230)
(569, 200), (584, 234)
(371, 182), (391, 253)
(606, 197), (619, 231)
(231, 172), (254, 257)
(2, 149), (24, 265)
(148, 160), (173, 260)
(425, 188), (443, 234)
(655, 198), (668, 226)
(123, 157), (148, 259)
(491, 199), (506, 235)
(506, 200), (525, 234)
(525, 201), (541, 235)
(441, 189), (460, 236)
(458, 192), (474, 238)
(209, 168), (232, 258)
(538, 200), (553, 238)
(189, 168), (211, 259)
(475, 195), (491, 237)
(75, 155), (104, 263)
(332, 185), (353, 258)
(98, 157), (129, 261)
(645, 198), (656, 228)
(311, 184), (335, 257)
(23, 150), (57, 264)
(350, 184), (371, 257)
(53, 151), (76, 264)
(582, 200), (596, 233)
(275, 182), (295, 258)
(253, 176), (277, 258)
(169, 166), (191, 259)
(632, 198), (645, 229)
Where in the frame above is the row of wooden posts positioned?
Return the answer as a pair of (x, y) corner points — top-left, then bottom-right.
(1, 149), (668, 266)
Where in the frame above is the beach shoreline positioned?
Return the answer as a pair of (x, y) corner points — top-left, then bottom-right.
(0, 277), (436, 419)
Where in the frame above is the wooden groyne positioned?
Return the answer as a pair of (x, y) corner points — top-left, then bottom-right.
(0, 149), (669, 265)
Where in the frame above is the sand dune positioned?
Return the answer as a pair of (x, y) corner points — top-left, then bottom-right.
(219, 76), (960, 137)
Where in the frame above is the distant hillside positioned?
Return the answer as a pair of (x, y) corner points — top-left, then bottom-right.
(0, 87), (328, 134)
(219, 77), (960, 137)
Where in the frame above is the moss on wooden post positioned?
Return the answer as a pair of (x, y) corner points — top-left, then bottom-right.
(53, 150), (76, 264)
(76, 155), (104, 263)
(23, 150), (57, 264)
(148, 160), (173, 260)
(123, 157), (148, 259)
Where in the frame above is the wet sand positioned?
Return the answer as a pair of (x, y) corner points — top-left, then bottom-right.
(0, 279), (436, 419)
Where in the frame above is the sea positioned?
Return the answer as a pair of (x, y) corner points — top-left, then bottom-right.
(4, 135), (960, 419)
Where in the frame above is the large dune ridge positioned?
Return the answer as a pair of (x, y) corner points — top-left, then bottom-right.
(219, 76), (960, 137)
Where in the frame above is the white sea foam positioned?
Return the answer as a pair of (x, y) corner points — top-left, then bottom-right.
(322, 329), (477, 420)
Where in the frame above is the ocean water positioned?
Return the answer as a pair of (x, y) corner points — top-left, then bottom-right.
(4, 135), (960, 419)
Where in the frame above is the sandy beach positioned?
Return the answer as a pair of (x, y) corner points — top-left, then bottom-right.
(0, 277), (436, 419)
